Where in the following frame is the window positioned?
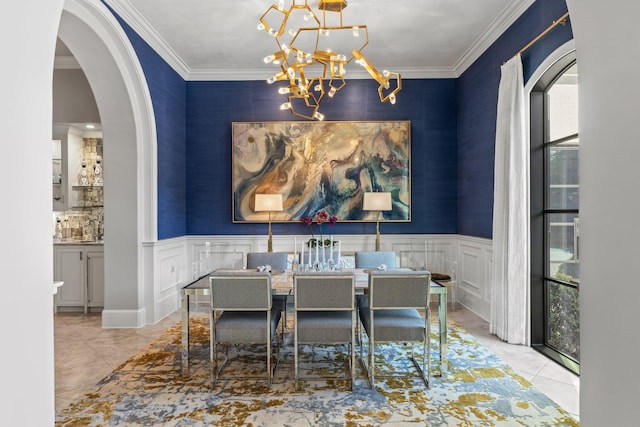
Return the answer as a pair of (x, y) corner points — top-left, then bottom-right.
(530, 54), (579, 374)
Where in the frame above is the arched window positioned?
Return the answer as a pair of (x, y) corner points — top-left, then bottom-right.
(530, 51), (579, 374)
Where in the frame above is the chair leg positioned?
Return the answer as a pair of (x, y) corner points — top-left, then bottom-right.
(267, 314), (272, 386)
(294, 312), (299, 388)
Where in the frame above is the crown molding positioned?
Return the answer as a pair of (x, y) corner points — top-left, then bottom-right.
(186, 66), (457, 82)
(453, 0), (535, 76)
(105, 0), (532, 81)
(103, 0), (191, 79)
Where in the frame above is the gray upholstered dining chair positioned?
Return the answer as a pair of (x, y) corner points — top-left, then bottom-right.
(209, 270), (282, 386)
(246, 252), (289, 270)
(354, 251), (397, 269)
(246, 251), (289, 328)
(293, 271), (356, 390)
(357, 270), (431, 388)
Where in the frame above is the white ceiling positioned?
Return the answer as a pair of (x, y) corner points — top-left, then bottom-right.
(97, 0), (535, 80)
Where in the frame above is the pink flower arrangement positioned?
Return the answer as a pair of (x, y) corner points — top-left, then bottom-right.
(301, 210), (338, 247)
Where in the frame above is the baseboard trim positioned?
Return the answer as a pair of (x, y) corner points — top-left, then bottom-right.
(101, 307), (146, 328)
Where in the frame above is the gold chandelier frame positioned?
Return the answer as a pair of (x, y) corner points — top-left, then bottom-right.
(258, 0), (402, 120)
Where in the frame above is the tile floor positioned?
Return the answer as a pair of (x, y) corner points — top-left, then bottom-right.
(54, 304), (579, 421)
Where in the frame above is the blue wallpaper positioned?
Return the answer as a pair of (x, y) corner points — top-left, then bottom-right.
(105, 0), (572, 240)
(186, 79), (458, 236)
(109, 8), (188, 240)
(456, 0), (572, 238)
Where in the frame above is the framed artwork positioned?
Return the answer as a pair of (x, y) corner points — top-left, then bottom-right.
(232, 121), (411, 222)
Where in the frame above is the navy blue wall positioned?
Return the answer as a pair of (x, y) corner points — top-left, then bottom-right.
(457, 0), (572, 238)
(112, 12), (188, 240)
(109, 0), (571, 241)
(185, 78), (458, 237)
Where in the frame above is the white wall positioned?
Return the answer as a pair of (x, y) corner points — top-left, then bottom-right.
(0, 1), (64, 424)
(566, 1), (640, 425)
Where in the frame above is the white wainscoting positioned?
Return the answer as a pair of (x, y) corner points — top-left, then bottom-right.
(456, 235), (493, 320)
(140, 233), (493, 327)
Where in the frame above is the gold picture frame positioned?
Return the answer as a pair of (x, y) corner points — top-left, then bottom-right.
(232, 121), (411, 222)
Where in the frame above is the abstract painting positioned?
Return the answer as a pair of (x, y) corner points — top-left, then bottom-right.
(232, 121), (411, 222)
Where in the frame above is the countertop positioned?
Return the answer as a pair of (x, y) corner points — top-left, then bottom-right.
(54, 240), (104, 245)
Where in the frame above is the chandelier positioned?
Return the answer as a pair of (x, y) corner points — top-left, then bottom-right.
(258, 0), (402, 120)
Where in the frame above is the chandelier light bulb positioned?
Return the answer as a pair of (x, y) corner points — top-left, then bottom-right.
(303, 11), (313, 21)
(264, 54), (275, 63)
(278, 87), (291, 94)
(389, 94), (396, 104)
(257, 23), (265, 31)
(268, 28), (277, 36)
(280, 102), (292, 110)
(320, 28), (330, 36)
(328, 87), (337, 97)
(313, 111), (325, 121)
(314, 83), (322, 91)
(352, 26), (359, 36)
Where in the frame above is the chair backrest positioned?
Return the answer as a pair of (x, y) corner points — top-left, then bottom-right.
(294, 272), (355, 311)
(367, 270), (431, 309)
(246, 252), (288, 269)
(354, 251), (397, 269)
(210, 270), (272, 310)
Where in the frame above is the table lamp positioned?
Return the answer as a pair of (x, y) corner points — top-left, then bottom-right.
(363, 192), (392, 251)
(254, 193), (283, 252)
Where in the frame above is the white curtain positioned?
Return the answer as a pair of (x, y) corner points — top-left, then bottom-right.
(490, 54), (529, 344)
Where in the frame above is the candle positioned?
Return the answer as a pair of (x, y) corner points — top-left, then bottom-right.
(330, 235), (333, 261)
(338, 241), (341, 265)
(301, 239), (305, 267)
(315, 239), (319, 264)
(424, 241), (428, 270)
(322, 240), (326, 264)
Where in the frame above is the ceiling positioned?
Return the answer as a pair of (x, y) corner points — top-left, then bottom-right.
(93, 0), (535, 80)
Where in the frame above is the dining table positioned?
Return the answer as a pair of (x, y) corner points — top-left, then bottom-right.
(180, 268), (448, 376)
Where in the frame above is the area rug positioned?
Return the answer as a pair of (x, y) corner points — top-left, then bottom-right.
(56, 315), (578, 426)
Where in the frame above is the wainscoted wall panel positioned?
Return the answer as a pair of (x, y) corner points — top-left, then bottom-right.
(147, 234), (493, 327)
(152, 238), (188, 324)
(457, 0), (572, 239)
(456, 236), (493, 320)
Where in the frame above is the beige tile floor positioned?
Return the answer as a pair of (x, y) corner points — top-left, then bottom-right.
(54, 304), (579, 421)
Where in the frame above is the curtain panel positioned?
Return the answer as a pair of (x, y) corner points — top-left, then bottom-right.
(490, 54), (529, 344)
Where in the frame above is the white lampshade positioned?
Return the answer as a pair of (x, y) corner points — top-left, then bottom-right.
(362, 192), (392, 211)
(254, 193), (283, 212)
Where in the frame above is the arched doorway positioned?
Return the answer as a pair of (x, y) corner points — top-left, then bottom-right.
(57, 0), (157, 327)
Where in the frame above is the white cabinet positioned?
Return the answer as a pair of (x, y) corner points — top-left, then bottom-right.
(54, 244), (104, 312)
(86, 250), (104, 308)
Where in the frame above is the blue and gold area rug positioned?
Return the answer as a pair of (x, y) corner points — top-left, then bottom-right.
(56, 316), (578, 426)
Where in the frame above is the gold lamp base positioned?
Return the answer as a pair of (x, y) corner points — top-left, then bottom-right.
(375, 219), (381, 251)
(267, 215), (273, 252)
